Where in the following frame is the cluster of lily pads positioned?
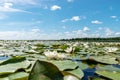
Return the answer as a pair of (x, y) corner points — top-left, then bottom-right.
(0, 40), (120, 80)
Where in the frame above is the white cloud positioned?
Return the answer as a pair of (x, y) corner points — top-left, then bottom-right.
(31, 28), (40, 33)
(91, 20), (102, 24)
(0, 29), (43, 40)
(115, 32), (120, 36)
(0, 28), (118, 40)
(62, 16), (81, 22)
(110, 16), (117, 19)
(70, 16), (80, 21)
(105, 28), (114, 36)
(0, 2), (26, 12)
(83, 27), (89, 32)
(61, 19), (69, 22)
(50, 5), (61, 11)
(67, 0), (74, 2)
(0, 0), (37, 5)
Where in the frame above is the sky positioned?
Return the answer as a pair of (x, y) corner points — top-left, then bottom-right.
(0, 0), (120, 40)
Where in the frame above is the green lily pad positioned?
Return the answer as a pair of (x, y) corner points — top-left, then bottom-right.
(28, 60), (64, 80)
(96, 71), (120, 80)
(96, 65), (120, 72)
(0, 72), (29, 80)
(96, 65), (120, 80)
(78, 63), (89, 70)
(25, 61), (35, 73)
(28, 60), (84, 80)
(9, 72), (29, 80)
(0, 77), (9, 80)
(0, 57), (30, 75)
(49, 60), (78, 71)
(62, 67), (84, 79)
(89, 55), (118, 64)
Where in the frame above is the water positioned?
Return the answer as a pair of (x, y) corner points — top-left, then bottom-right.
(82, 68), (99, 80)
(0, 56), (9, 60)
(112, 64), (120, 68)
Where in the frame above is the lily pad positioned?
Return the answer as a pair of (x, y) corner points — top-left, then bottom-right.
(9, 72), (29, 80)
(63, 67), (84, 79)
(28, 60), (84, 80)
(96, 71), (120, 80)
(28, 60), (64, 80)
(89, 55), (118, 64)
(49, 60), (78, 71)
(96, 65), (120, 80)
(0, 57), (30, 75)
(0, 72), (29, 80)
(78, 63), (89, 70)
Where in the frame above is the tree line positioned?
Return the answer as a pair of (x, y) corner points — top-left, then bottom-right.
(61, 37), (120, 42)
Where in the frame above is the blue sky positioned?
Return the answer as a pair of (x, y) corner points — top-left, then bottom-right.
(0, 0), (120, 40)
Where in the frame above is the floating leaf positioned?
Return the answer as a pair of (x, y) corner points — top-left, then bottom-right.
(0, 72), (29, 80)
(28, 60), (64, 80)
(28, 60), (84, 80)
(78, 63), (89, 70)
(0, 57), (30, 75)
(49, 60), (78, 71)
(9, 72), (29, 80)
(0, 77), (9, 80)
(96, 65), (120, 80)
(63, 67), (84, 79)
(96, 71), (120, 80)
(89, 55), (118, 64)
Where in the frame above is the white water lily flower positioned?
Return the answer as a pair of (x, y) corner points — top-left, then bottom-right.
(65, 46), (75, 53)
(73, 42), (79, 47)
(65, 47), (72, 53)
(43, 50), (67, 59)
(43, 50), (57, 59)
(105, 47), (118, 53)
(57, 53), (67, 59)
(83, 43), (89, 48)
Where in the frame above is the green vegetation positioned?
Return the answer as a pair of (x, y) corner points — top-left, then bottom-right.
(61, 37), (120, 42)
(0, 40), (120, 80)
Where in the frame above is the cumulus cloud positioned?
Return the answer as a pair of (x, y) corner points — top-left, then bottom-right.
(62, 16), (81, 22)
(0, 0), (37, 5)
(0, 28), (119, 40)
(61, 19), (69, 22)
(83, 27), (89, 32)
(105, 28), (114, 36)
(70, 16), (80, 21)
(67, 0), (74, 2)
(0, 2), (26, 12)
(115, 32), (120, 36)
(91, 20), (102, 24)
(110, 16), (117, 19)
(0, 29), (43, 40)
(50, 5), (61, 11)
